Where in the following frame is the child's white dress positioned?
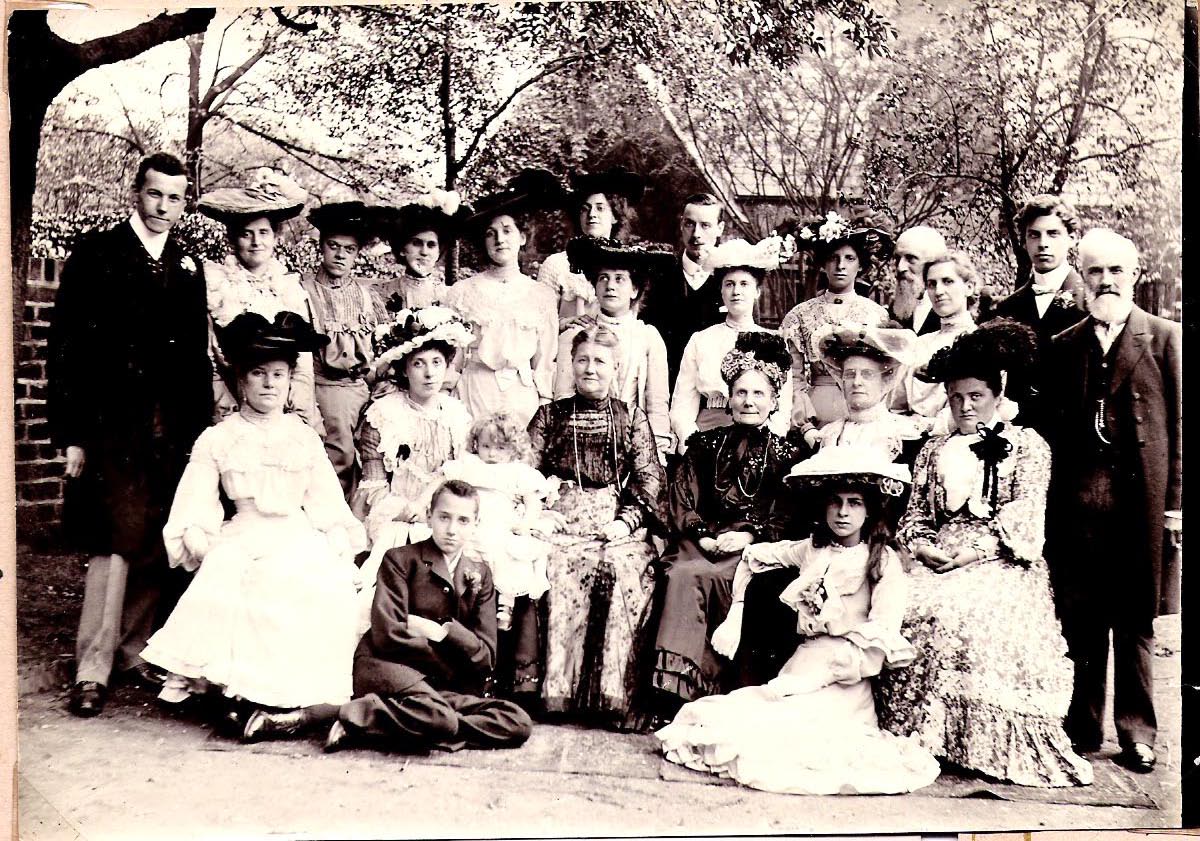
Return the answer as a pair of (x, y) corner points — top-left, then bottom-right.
(439, 453), (556, 603)
(656, 540), (940, 795)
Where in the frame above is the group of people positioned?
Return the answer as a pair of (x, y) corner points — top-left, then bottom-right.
(46, 152), (1181, 796)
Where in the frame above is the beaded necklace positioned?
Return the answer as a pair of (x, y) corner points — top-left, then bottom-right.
(713, 424), (772, 499)
(570, 397), (625, 492)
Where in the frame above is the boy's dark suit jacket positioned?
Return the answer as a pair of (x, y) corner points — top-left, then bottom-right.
(639, 256), (724, 387)
(355, 538), (497, 697)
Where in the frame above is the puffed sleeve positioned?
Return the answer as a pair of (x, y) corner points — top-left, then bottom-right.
(162, 428), (225, 572)
(302, 429), (367, 561)
(553, 327), (580, 400)
(619, 405), (667, 532)
(530, 287), (559, 403)
(743, 538), (808, 572)
(643, 324), (674, 456)
(669, 334), (703, 453)
(992, 429), (1051, 564)
(840, 547), (917, 678)
(896, 438), (942, 553)
(670, 433), (710, 542)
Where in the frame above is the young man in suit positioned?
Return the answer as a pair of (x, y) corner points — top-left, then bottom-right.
(244, 480), (533, 752)
(1044, 229), (1182, 774)
(638, 193), (726, 386)
(47, 153), (214, 716)
(888, 225), (946, 336)
(989, 194), (1088, 432)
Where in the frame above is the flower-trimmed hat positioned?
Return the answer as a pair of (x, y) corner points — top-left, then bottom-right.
(919, 318), (1037, 386)
(376, 189), (473, 251)
(785, 444), (911, 499)
(464, 168), (567, 233)
(564, 165), (646, 208)
(373, 303), (475, 370)
(719, 331), (791, 395)
(219, 310), (329, 368)
(198, 167), (308, 227)
(782, 204), (894, 264)
(700, 236), (792, 276)
(816, 320), (919, 377)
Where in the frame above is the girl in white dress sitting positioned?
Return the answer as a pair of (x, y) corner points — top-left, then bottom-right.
(141, 312), (366, 733)
(656, 445), (939, 795)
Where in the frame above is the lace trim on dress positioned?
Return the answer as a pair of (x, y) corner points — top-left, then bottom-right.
(363, 393), (470, 475)
(447, 272), (556, 330)
(206, 256), (308, 327)
(206, 413), (315, 474)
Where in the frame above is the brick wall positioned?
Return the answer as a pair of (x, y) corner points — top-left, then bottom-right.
(15, 258), (65, 538)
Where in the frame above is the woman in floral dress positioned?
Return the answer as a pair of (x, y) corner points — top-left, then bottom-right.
(446, 169), (563, 427)
(197, 168), (321, 431)
(528, 325), (667, 724)
(778, 210), (892, 429)
(537, 166), (645, 323)
(876, 319), (1093, 787)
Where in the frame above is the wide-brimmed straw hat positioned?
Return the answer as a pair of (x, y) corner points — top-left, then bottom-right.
(816, 321), (919, 375)
(785, 444), (911, 498)
(464, 169), (566, 233)
(373, 305), (475, 370)
(564, 166), (646, 208)
(198, 168), (308, 226)
(219, 311), (329, 367)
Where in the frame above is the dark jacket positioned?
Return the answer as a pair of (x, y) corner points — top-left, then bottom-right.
(46, 220), (212, 559)
(355, 538), (497, 695)
(988, 269), (1088, 433)
(639, 256), (725, 388)
(1044, 306), (1182, 618)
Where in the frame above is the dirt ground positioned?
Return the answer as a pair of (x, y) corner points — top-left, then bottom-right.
(13, 545), (1185, 839)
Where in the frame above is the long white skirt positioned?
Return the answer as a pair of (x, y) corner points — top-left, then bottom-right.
(142, 512), (360, 708)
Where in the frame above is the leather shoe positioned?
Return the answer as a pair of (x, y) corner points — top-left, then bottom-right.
(1072, 739), (1102, 755)
(68, 682), (106, 717)
(323, 720), (352, 753)
(242, 709), (307, 743)
(123, 663), (166, 690)
(1116, 743), (1156, 773)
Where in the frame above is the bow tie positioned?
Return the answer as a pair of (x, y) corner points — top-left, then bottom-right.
(1031, 284), (1058, 296)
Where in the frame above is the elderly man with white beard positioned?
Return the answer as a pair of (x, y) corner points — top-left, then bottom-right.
(888, 225), (946, 336)
(1043, 228), (1181, 775)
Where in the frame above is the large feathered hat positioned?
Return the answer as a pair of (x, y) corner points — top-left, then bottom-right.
(565, 236), (675, 284)
(785, 444), (911, 499)
(816, 320), (919, 375)
(198, 167), (308, 226)
(372, 303), (475, 370)
(375, 189), (473, 251)
(780, 204), (894, 264)
(920, 318), (1037, 386)
(719, 331), (791, 395)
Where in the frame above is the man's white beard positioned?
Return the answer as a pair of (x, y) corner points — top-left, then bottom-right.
(1088, 293), (1134, 324)
(892, 276), (920, 319)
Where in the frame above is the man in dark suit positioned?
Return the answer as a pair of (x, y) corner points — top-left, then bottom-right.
(1044, 229), (1181, 774)
(638, 193), (726, 386)
(322, 481), (532, 752)
(989, 194), (1088, 433)
(888, 225), (946, 336)
(47, 153), (213, 716)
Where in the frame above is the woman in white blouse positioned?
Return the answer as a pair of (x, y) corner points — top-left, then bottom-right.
(670, 238), (792, 453)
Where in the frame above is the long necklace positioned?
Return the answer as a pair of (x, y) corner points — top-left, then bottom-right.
(713, 425), (772, 498)
(571, 397), (624, 492)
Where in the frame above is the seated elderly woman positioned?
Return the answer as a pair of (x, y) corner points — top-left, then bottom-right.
(646, 332), (804, 721)
(876, 320), (1093, 788)
(670, 238), (793, 453)
(553, 236), (675, 458)
(140, 312), (365, 732)
(527, 325), (668, 724)
(197, 168), (321, 431)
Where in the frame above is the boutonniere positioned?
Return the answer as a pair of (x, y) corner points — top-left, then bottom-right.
(462, 567), (483, 592)
(1050, 289), (1076, 309)
(180, 256), (198, 274)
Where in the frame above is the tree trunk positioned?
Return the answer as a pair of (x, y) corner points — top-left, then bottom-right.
(185, 32), (206, 209)
(440, 36), (459, 284)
